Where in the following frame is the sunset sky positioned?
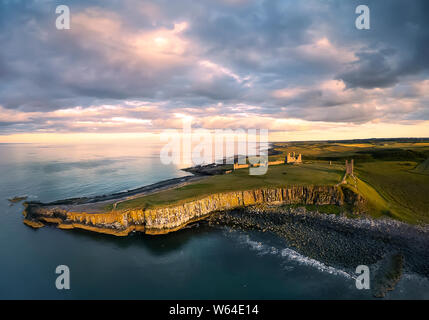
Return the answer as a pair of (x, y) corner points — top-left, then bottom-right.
(1, 0), (429, 143)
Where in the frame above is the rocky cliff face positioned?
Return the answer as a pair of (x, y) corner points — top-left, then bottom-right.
(23, 185), (363, 236)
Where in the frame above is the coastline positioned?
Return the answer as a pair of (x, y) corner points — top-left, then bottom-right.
(208, 205), (429, 297)
(21, 144), (286, 234)
(23, 185), (363, 235)
(21, 143), (280, 211)
(17, 141), (429, 298)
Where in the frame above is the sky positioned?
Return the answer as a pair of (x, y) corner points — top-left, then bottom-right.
(0, 0), (429, 143)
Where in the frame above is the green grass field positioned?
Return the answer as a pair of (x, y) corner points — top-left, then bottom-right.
(112, 162), (343, 211)
(110, 139), (429, 224)
(271, 140), (429, 223)
(355, 161), (429, 224)
(415, 158), (429, 174)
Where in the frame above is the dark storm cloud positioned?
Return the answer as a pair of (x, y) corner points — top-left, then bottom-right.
(338, 51), (400, 89)
(0, 0), (428, 132)
(337, 0), (429, 89)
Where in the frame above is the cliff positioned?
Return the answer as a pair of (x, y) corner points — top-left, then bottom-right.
(23, 185), (364, 236)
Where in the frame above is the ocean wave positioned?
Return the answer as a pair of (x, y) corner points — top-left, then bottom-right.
(279, 247), (354, 279)
(236, 232), (354, 279)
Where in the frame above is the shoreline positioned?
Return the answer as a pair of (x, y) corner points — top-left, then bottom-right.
(207, 205), (429, 297)
(23, 144), (280, 210)
(21, 143), (283, 222)
(18, 141), (429, 298)
(20, 141), (425, 240)
(23, 185), (363, 235)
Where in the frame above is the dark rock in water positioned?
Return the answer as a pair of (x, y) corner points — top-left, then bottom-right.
(373, 253), (404, 298)
(8, 196), (28, 204)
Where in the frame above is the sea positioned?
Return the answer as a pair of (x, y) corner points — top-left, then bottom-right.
(0, 142), (428, 299)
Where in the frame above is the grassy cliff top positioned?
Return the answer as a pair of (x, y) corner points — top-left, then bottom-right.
(107, 139), (429, 224)
(109, 162), (343, 211)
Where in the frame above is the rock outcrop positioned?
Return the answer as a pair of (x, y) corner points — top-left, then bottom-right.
(372, 253), (405, 298)
(23, 185), (364, 236)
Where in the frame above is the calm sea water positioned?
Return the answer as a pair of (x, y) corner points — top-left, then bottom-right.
(0, 142), (427, 299)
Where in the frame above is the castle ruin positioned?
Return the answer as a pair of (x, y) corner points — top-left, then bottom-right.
(345, 159), (354, 176)
(285, 152), (302, 164)
(232, 152), (303, 170)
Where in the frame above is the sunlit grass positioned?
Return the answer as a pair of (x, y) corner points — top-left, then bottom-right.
(110, 162), (343, 211)
(106, 140), (429, 224)
(356, 161), (429, 224)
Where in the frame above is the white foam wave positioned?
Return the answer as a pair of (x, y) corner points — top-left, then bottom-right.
(238, 233), (354, 279)
(279, 247), (354, 279)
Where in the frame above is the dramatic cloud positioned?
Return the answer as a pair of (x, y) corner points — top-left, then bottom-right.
(0, 0), (428, 137)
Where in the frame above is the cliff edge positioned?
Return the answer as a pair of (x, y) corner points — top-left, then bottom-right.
(22, 185), (364, 236)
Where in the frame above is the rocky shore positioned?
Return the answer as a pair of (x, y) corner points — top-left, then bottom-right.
(206, 205), (429, 297)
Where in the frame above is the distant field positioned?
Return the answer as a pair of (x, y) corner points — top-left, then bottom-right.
(110, 139), (429, 224)
(272, 140), (429, 163)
